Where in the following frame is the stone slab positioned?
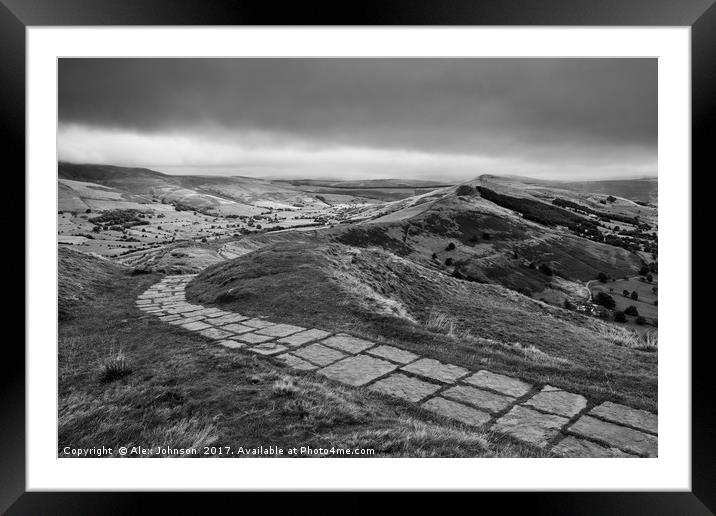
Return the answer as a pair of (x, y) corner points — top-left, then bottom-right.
(277, 329), (332, 347)
(319, 334), (375, 354)
(233, 332), (276, 345)
(523, 385), (588, 417)
(159, 315), (182, 322)
(568, 415), (657, 457)
(318, 354), (397, 386)
(217, 339), (246, 349)
(242, 318), (276, 329)
(401, 358), (469, 384)
(492, 406), (569, 447)
(199, 327), (235, 340)
(210, 314), (249, 325)
(181, 321), (211, 331)
(442, 385), (514, 413)
(589, 401), (658, 435)
(218, 323), (255, 334)
(366, 345), (419, 365)
(293, 343), (347, 367)
(422, 397), (492, 427)
(249, 342), (288, 355)
(255, 323), (306, 337)
(275, 353), (319, 371)
(464, 370), (532, 397)
(552, 436), (635, 458)
(369, 373), (441, 402)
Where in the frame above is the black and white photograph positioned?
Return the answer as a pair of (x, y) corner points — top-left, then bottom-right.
(56, 57), (659, 459)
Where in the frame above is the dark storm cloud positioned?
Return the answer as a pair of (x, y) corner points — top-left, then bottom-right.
(59, 58), (656, 154)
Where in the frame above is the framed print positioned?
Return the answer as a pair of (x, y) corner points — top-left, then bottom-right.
(5, 0), (712, 511)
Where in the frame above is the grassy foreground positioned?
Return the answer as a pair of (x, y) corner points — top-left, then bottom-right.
(58, 248), (548, 458)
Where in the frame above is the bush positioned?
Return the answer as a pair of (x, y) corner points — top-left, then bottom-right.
(431, 253), (438, 260)
(646, 274), (653, 282)
(445, 258), (454, 266)
(614, 311), (627, 323)
(595, 292), (616, 310)
(636, 316), (647, 325)
(597, 272), (608, 283)
(630, 291), (639, 301)
(623, 289), (630, 297)
(538, 263), (553, 276)
(624, 305), (639, 316)
(455, 185), (475, 196)
(445, 242), (456, 251)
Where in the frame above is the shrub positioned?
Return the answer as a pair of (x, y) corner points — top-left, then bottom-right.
(445, 258), (454, 266)
(595, 292), (616, 309)
(445, 242), (456, 251)
(630, 291), (639, 301)
(614, 311), (627, 323)
(597, 272), (608, 283)
(538, 263), (553, 276)
(623, 289), (630, 297)
(431, 253), (438, 260)
(636, 316), (647, 325)
(624, 305), (639, 316)
(646, 274), (653, 282)
(455, 185), (475, 196)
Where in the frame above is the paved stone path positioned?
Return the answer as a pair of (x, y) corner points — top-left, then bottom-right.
(137, 274), (658, 458)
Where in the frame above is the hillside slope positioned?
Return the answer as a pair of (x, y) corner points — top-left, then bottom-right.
(186, 242), (657, 410)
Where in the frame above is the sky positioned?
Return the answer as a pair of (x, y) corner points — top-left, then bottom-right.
(58, 58), (657, 182)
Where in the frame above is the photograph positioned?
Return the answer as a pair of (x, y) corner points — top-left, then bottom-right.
(56, 57), (659, 460)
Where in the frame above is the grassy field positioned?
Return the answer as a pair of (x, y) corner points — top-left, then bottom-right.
(58, 248), (549, 458)
(590, 275), (658, 327)
(186, 242), (657, 412)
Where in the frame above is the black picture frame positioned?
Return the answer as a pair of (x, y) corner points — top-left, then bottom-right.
(5, 0), (710, 512)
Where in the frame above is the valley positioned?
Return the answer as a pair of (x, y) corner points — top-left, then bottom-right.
(57, 163), (658, 457)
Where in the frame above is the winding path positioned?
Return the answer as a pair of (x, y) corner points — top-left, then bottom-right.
(137, 274), (658, 458)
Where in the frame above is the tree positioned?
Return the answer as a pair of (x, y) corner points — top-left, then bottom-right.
(630, 291), (639, 301)
(624, 305), (639, 316)
(595, 292), (616, 310)
(597, 272), (608, 283)
(445, 242), (456, 251)
(614, 311), (627, 322)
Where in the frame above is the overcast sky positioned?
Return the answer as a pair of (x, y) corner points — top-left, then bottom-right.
(58, 58), (656, 181)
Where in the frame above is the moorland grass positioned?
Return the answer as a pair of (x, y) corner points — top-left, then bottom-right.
(187, 242), (657, 412)
(58, 249), (548, 458)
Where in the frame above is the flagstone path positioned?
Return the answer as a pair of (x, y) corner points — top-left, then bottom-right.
(137, 274), (658, 458)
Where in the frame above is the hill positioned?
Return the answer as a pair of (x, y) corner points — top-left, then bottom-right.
(58, 246), (545, 458)
(186, 242), (656, 411)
